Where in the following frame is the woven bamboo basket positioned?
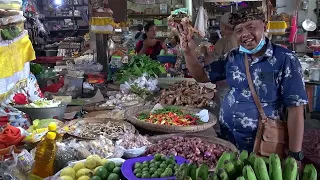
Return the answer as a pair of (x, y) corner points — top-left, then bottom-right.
(125, 105), (217, 133)
(65, 118), (136, 140)
(148, 134), (238, 152)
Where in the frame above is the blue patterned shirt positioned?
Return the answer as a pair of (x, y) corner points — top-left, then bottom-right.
(206, 39), (308, 152)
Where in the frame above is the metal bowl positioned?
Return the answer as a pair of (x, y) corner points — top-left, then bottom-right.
(14, 105), (66, 121)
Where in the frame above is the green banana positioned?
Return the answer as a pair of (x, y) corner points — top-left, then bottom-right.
(217, 168), (230, 180)
(216, 152), (231, 172)
(188, 163), (197, 180)
(240, 150), (249, 161)
(177, 163), (188, 180)
(230, 152), (238, 162)
(236, 176), (246, 180)
(254, 157), (270, 180)
(196, 164), (209, 180)
(243, 165), (257, 180)
(301, 164), (317, 180)
(224, 160), (236, 179)
(283, 157), (297, 180)
(248, 153), (257, 166)
(212, 174), (219, 180)
(269, 154), (282, 180)
(234, 159), (244, 177)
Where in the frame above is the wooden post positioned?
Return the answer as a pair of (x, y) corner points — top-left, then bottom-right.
(96, 34), (109, 72)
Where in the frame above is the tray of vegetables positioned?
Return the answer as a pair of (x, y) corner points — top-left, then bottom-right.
(125, 105), (217, 133)
(121, 154), (188, 180)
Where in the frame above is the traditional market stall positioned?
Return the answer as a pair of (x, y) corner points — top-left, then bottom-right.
(1, 0), (320, 179)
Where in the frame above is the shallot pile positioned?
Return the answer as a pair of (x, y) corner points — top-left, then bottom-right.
(145, 136), (231, 168)
(155, 81), (215, 108)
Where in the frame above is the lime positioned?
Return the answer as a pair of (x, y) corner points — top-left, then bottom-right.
(160, 173), (167, 178)
(154, 154), (162, 161)
(161, 155), (166, 161)
(160, 164), (167, 169)
(167, 164), (174, 169)
(151, 173), (159, 178)
(107, 173), (119, 180)
(112, 167), (121, 175)
(149, 167), (156, 174)
(134, 162), (142, 169)
(135, 173), (142, 178)
(150, 159), (156, 164)
(142, 163), (149, 168)
(115, 162), (122, 167)
(91, 176), (102, 180)
(157, 168), (165, 173)
(133, 169), (141, 174)
(165, 168), (173, 176)
(166, 158), (175, 165)
(94, 167), (109, 179)
(141, 173), (150, 178)
(142, 167), (149, 172)
(155, 161), (161, 167)
(104, 162), (116, 172)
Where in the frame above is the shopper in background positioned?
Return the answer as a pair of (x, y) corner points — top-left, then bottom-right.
(210, 12), (238, 64)
(167, 35), (180, 55)
(134, 24), (144, 41)
(177, 7), (307, 163)
(135, 22), (165, 60)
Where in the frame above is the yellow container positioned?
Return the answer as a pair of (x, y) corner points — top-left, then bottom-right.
(267, 21), (287, 35)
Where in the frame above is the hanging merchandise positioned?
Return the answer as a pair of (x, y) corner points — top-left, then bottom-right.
(194, 6), (208, 38)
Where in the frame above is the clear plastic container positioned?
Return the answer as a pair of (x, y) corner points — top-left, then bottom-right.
(29, 132), (57, 179)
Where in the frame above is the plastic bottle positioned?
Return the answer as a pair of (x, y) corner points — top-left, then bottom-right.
(29, 132), (57, 179)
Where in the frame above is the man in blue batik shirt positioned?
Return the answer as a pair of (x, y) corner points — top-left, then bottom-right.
(176, 7), (307, 162)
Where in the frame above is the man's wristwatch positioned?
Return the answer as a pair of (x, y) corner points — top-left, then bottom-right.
(288, 151), (304, 161)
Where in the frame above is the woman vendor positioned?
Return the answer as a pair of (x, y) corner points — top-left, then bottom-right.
(177, 7), (306, 162)
(135, 22), (165, 60)
(0, 31), (44, 129)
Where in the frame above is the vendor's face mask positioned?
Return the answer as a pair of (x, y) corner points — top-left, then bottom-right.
(239, 37), (266, 54)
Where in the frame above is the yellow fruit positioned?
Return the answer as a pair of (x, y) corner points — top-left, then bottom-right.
(94, 166), (103, 174)
(60, 167), (76, 179)
(73, 162), (85, 172)
(76, 168), (93, 179)
(60, 176), (73, 180)
(91, 155), (102, 166)
(77, 176), (90, 180)
(85, 157), (97, 169)
(101, 158), (108, 165)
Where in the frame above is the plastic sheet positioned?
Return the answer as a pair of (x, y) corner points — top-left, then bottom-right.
(0, 13), (24, 26)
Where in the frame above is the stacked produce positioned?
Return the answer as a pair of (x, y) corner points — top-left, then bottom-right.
(145, 136), (231, 168)
(155, 81), (215, 108)
(204, 151), (318, 180)
(137, 107), (203, 126)
(114, 55), (166, 83)
(68, 121), (132, 139)
(58, 155), (122, 180)
(132, 154), (180, 178)
(117, 133), (151, 149)
(25, 99), (61, 108)
(102, 93), (142, 107)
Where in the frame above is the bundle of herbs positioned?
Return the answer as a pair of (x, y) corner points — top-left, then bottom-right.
(114, 55), (166, 83)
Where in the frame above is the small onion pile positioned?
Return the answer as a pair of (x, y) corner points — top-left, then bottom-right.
(145, 136), (231, 168)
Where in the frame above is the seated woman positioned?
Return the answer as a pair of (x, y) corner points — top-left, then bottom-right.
(167, 35), (180, 55)
(135, 22), (165, 60)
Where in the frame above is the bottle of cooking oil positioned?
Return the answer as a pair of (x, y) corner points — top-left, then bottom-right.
(29, 132), (57, 179)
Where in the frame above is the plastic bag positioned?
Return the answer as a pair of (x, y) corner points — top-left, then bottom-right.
(0, 13), (25, 26)
(0, 146), (27, 180)
(54, 142), (78, 173)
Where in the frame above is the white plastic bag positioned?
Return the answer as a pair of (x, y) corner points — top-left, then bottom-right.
(116, 140), (146, 158)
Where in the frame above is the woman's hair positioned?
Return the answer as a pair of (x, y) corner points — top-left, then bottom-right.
(173, 35), (180, 44)
(142, 22), (155, 40)
(137, 24), (144, 32)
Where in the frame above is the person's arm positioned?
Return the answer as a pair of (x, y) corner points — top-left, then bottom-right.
(135, 41), (147, 55)
(280, 52), (308, 154)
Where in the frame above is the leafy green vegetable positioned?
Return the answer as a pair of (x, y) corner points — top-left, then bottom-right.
(30, 63), (44, 75)
(114, 55), (166, 83)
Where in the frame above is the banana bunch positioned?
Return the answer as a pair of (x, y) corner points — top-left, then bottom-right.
(214, 151), (317, 180)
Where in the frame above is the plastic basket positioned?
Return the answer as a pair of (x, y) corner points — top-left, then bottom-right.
(267, 21), (287, 35)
